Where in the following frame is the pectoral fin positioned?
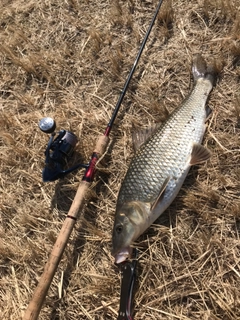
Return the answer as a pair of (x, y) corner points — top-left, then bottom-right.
(151, 176), (170, 210)
(190, 143), (211, 165)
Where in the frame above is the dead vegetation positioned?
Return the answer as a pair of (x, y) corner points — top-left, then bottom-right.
(0, 0), (240, 319)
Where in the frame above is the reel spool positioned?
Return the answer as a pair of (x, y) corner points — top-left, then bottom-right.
(39, 117), (88, 182)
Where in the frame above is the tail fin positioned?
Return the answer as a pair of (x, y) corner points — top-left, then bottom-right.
(192, 54), (218, 86)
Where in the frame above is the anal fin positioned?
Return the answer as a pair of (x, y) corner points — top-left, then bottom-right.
(190, 143), (211, 165)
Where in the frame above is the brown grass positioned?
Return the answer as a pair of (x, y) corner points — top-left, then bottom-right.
(0, 0), (240, 319)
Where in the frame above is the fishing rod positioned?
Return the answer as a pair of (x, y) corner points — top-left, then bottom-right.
(23, 1), (164, 319)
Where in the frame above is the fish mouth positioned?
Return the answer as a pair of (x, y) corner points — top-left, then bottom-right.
(114, 246), (132, 264)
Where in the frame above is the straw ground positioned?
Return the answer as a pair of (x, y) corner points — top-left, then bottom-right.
(0, 0), (240, 319)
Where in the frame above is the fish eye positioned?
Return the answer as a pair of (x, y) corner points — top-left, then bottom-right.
(115, 224), (123, 234)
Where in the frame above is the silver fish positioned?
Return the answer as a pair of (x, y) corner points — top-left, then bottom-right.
(112, 55), (217, 264)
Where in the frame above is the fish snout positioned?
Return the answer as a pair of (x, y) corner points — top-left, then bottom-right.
(113, 246), (133, 264)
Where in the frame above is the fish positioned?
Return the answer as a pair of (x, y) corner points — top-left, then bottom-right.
(112, 54), (218, 264)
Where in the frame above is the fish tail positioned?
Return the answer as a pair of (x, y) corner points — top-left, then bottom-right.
(192, 54), (218, 86)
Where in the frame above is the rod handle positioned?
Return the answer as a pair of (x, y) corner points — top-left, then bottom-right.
(23, 134), (110, 320)
(23, 181), (89, 320)
(95, 134), (110, 155)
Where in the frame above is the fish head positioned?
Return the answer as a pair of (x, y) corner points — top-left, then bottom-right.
(112, 211), (135, 264)
(112, 201), (149, 264)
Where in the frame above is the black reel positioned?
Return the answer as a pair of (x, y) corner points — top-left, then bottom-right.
(39, 117), (88, 182)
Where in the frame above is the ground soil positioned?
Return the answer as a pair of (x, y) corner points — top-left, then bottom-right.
(0, 0), (240, 319)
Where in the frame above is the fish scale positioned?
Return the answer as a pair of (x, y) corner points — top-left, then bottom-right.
(112, 55), (217, 264)
(118, 78), (212, 206)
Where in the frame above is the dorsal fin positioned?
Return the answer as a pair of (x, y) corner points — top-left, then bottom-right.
(132, 123), (161, 153)
(190, 143), (211, 165)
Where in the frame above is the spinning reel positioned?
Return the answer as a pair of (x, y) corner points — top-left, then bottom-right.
(39, 117), (88, 182)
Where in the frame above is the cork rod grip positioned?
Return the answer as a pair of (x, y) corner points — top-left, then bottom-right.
(94, 134), (110, 156)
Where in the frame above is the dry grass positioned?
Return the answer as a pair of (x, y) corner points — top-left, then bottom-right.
(0, 0), (240, 319)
